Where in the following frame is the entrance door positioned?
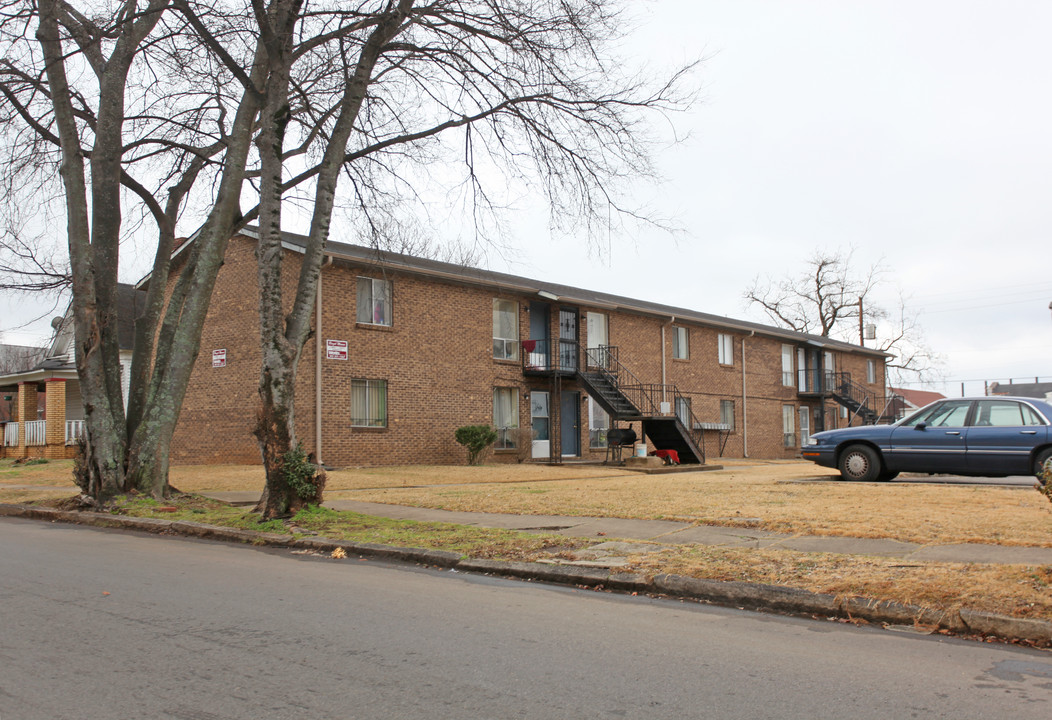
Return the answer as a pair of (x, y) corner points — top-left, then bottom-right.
(530, 391), (550, 459)
(528, 302), (550, 370)
(558, 308), (578, 372)
(799, 406), (811, 447)
(560, 391), (580, 457)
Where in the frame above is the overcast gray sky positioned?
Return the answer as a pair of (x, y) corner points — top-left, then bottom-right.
(3, 1), (1051, 397)
(498, 0), (1052, 396)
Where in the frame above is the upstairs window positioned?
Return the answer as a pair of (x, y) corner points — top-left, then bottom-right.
(718, 333), (734, 365)
(672, 326), (689, 360)
(357, 277), (392, 326)
(781, 345), (794, 386)
(867, 359), (876, 384)
(493, 299), (519, 360)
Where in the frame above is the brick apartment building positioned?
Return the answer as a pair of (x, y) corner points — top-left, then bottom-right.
(163, 229), (890, 467)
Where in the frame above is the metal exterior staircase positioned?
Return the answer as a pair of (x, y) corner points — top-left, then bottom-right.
(829, 372), (878, 425)
(577, 347), (705, 463)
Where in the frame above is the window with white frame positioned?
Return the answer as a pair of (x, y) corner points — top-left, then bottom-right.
(586, 312), (609, 367)
(720, 399), (735, 429)
(781, 345), (794, 386)
(782, 404), (795, 448)
(867, 359), (876, 384)
(351, 379), (387, 427)
(493, 387), (519, 449)
(672, 326), (689, 360)
(718, 333), (733, 365)
(588, 397), (609, 448)
(492, 299), (519, 360)
(356, 277), (392, 326)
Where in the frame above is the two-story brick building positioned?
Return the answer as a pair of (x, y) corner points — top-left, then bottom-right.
(164, 229), (890, 467)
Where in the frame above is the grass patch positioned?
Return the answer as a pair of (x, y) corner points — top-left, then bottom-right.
(0, 458), (76, 486)
(104, 493), (587, 560)
(335, 465), (1052, 547)
(620, 544), (1052, 621)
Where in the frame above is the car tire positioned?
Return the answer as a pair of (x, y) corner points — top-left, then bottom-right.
(838, 444), (882, 482)
(1035, 447), (1052, 485)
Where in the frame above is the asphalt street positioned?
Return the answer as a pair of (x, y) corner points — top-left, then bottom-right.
(3, 517), (1051, 719)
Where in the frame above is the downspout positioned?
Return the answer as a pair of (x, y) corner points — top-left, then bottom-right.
(662, 316), (675, 404)
(742, 331), (754, 457)
(315, 255), (332, 465)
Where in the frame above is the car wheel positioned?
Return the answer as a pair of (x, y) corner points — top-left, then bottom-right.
(838, 444), (881, 482)
(1035, 447), (1052, 485)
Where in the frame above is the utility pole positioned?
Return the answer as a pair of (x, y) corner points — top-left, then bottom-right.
(858, 297), (864, 346)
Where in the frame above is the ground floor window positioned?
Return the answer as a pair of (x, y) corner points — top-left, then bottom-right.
(493, 387), (519, 449)
(720, 399), (735, 429)
(782, 404), (795, 448)
(588, 397), (609, 448)
(675, 396), (692, 427)
(351, 379), (387, 427)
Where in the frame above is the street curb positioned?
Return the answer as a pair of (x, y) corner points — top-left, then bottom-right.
(3, 502), (1049, 647)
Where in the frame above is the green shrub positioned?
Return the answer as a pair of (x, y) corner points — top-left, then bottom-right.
(455, 425), (498, 465)
(1037, 458), (1052, 505)
(283, 443), (325, 503)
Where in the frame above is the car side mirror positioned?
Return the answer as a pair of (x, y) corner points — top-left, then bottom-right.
(914, 422), (927, 431)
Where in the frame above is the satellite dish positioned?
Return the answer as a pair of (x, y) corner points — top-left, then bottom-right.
(51, 316), (64, 330)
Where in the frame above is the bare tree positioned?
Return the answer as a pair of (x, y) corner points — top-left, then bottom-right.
(0, 0), (275, 501)
(221, 0), (695, 517)
(744, 249), (941, 383)
(2, 0), (691, 515)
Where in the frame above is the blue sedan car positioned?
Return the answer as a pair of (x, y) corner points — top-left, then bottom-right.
(802, 396), (1052, 482)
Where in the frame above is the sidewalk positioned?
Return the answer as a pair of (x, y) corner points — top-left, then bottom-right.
(203, 491), (1052, 566)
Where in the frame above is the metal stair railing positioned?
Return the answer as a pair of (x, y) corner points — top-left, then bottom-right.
(584, 345), (705, 461)
(584, 346), (660, 418)
(670, 388), (707, 462)
(831, 372), (877, 424)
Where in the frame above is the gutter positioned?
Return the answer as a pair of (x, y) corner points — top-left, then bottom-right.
(315, 255), (333, 465)
(742, 331), (754, 457)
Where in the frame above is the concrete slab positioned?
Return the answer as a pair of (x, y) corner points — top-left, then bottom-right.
(907, 544), (1052, 565)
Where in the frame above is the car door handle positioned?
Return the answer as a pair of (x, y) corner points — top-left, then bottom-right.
(945, 431), (961, 436)
(1021, 430), (1037, 435)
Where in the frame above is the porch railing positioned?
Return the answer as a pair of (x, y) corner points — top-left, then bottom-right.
(521, 338), (580, 373)
(66, 420), (85, 445)
(3, 422), (17, 447)
(24, 420), (45, 446)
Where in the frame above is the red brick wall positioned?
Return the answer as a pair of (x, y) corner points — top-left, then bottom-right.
(169, 235), (889, 466)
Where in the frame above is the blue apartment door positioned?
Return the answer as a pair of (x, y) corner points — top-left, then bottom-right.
(560, 391), (580, 457)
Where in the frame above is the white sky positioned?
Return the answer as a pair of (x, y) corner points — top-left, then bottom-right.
(4, 0), (1052, 397)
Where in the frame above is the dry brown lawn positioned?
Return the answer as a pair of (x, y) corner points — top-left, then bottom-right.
(4, 458), (1051, 547)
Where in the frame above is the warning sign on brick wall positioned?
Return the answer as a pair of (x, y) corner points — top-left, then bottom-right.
(212, 349), (227, 368)
(326, 339), (348, 360)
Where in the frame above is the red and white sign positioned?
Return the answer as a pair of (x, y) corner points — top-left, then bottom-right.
(212, 349), (227, 368)
(326, 339), (348, 360)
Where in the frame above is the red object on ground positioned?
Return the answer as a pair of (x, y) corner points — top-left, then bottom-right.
(653, 449), (679, 465)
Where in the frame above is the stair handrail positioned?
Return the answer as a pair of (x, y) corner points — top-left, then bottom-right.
(585, 345), (663, 416)
(585, 345), (705, 461)
(669, 387), (707, 462)
(832, 372), (876, 424)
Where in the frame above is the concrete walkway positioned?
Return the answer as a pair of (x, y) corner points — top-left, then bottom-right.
(203, 491), (1052, 566)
